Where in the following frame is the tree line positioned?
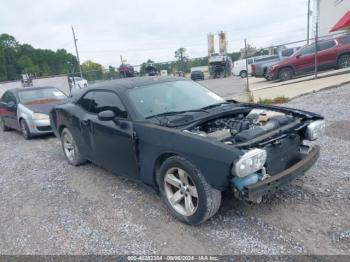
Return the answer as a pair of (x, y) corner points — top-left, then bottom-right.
(0, 33), (268, 82)
(0, 34), (79, 82)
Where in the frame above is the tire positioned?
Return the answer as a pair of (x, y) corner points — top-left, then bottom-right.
(337, 54), (350, 69)
(60, 128), (86, 166)
(278, 67), (294, 81)
(20, 119), (32, 140)
(263, 67), (268, 77)
(265, 75), (272, 81)
(0, 116), (10, 131)
(239, 70), (247, 78)
(157, 156), (222, 225)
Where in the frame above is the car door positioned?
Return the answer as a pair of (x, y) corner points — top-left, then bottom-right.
(294, 44), (315, 74)
(74, 91), (95, 159)
(84, 90), (139, 179)
(0, 92), (10, 125)
(0, 91), (18, 129)
(316, 40), (337, 69)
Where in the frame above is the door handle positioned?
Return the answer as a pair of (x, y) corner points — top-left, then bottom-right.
(81, 119), (90, 126)
(82, 119), (94, 134)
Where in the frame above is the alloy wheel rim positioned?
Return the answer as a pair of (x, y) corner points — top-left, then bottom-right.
(164, 167), (198, 216)
(63, 132), (75, 162)
(282, 70), (290, 80)
(0, 118), (4, 130)
(340, 57), (350, 68)
(21, 121), (27, 137)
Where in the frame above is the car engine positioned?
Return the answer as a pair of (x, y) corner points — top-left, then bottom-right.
(185, 109), (295, 144)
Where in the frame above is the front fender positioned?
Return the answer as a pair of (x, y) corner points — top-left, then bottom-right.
(17, 104), (34, 131)
(134, 122), (242, 191)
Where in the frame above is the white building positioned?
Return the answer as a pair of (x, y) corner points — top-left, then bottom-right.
(313, 0), (350, 36)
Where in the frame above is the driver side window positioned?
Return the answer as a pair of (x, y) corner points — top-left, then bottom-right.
(89, 91), (127, 118)
(300, 44), (315, 56)
(77, 91), (127, 118)
(77, 91), (94, 111)
(1, 92), (9, 102)
(2, 92), (16, 104)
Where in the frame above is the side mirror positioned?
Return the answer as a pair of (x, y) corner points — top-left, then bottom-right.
(296, 54), (301, 59)
(98, 110), (115, 121)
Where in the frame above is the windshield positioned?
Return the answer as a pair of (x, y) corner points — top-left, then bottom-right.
(18, 88), (67, 104)
(128, 80), (225, 118)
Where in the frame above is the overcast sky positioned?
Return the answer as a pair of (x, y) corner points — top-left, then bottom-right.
(1, 0), (309, 67)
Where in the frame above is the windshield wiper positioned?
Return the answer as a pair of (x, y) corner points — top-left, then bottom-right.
(201, 102), (231, 110)
(146, 108), (208, 119)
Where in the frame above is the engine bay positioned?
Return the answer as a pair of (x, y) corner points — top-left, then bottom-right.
(185, 108), (296, 144)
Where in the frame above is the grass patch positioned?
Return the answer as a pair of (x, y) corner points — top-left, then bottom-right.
(258, 96), (289, 105)
(246, 90), (254, 103)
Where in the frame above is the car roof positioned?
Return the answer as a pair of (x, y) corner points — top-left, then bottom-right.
(8, 86), (58, 94)
(86, 76), (186, 92)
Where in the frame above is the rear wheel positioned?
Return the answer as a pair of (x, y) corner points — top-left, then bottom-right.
(158, 156), (221, 225)
(0, 116), (10, 131)
(239, 70), (247, 78)
(338, 54), (350, 69)
(61, 128), (86, 166)
(20, 119), (31, 140)
(263, 67), (268, 77)
(278, 67), (294, 81)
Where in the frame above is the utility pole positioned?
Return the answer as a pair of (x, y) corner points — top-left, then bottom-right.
(314, 0), (320, 79)
(307, 0), (311, 45)
(120, 55), (124, 66)
(180, 51), (184, 73)
(314, 20), (319, 79)
(71, 26), (83, 78)
(120, 55), (126, 78)
(244, 39), (249, 91)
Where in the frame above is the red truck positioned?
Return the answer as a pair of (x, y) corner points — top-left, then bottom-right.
(267, 35), (350, 81)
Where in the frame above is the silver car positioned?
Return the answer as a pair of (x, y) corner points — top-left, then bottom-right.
(0, 86), (67, 139)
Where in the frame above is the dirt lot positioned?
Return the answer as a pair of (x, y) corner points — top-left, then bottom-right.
(0, 84), (349, 255)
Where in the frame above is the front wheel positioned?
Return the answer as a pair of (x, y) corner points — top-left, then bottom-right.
(278, 67), (294, 81)
(338, 54), (350, 69)
(61, 128), (86, 166)
(20, 119), (32, 140)
(239, 70), (247, 78)
(158, 156), (221, 225)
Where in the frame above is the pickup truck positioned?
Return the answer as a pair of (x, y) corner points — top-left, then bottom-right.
(251, 48), (300, 79)
(266, 35), (350, 81)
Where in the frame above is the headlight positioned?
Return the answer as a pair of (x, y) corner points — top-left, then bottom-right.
(306, 120), (325, 140)
(233, 148), (267, 178)
(32, 113), (49, 120)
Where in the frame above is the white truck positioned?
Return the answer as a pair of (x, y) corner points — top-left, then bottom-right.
(232, 56), (269, 78)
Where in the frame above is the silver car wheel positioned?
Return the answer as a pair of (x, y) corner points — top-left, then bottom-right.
(0, 117), (5, 130)
(63, 132), (75, 162)
(20, 120), (28, 138)
(339, 55), (350, 68)
(164, 167), (198, 216)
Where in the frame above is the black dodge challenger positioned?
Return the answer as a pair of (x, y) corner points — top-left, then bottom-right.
(50, 77), (324, 225)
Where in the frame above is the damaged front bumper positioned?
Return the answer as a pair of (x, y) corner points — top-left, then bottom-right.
(236, 145), (320, 202)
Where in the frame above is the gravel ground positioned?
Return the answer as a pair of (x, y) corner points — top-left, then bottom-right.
(0, 84), (349, 255)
